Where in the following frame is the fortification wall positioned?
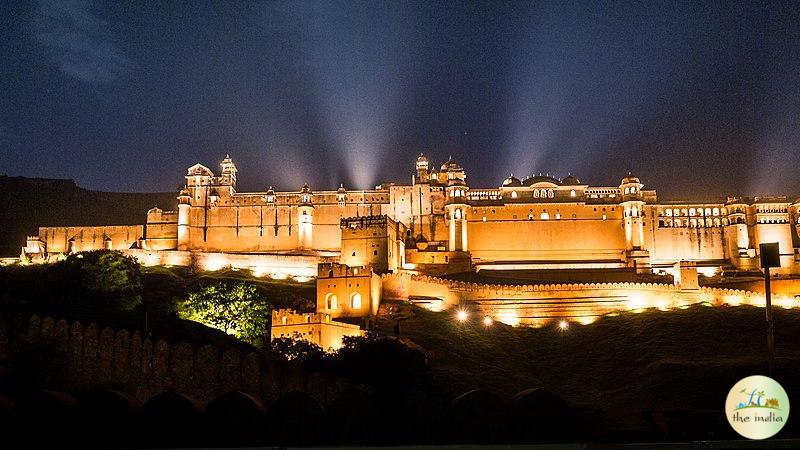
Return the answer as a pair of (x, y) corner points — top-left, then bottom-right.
(125, 249), (338, 278)
(39, 225), (143, 253)
(381, 272), (798, 326)
(1, 314), (356, 407)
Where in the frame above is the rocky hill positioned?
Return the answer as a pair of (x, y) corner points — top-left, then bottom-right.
(0, 175), (176, 256)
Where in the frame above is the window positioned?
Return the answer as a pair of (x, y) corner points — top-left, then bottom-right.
(325, 293), (338, 310)
(540, 211), (549, 220)
(511, 191), (518, 199)
(373, 250), (378, 256)
(555, 213), (561, 220)
(570, 190), (576, 198)
(350, 292), (362, 309)
(548, 189), (554, 198)
(454, 208), (463, 219)
(533, 189), (540, 198)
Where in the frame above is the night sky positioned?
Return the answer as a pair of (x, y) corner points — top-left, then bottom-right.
(1, 1), (799, 199)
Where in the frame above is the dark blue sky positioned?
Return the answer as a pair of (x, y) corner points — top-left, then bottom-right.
(1, 1), (799, 199)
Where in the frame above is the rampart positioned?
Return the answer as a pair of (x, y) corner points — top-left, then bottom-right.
(0, 314), (356, 406)
(125, 248), (339, 278)
(381, 272), (799, 325)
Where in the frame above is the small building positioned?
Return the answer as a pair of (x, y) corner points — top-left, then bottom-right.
(316, 263), (382, 318)
(270, 309), (363, 352)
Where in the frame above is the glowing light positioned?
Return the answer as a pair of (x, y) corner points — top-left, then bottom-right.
(627, 295), (648, 311)
(482, 316), (493, 327)
(579, 316), (596, 325)
(497, 311), (520, 327)
(456, 309), (469, 322)
(294, 276), (312, 283)
(558, 320), (569, 330)
(202, 254), (228, 271)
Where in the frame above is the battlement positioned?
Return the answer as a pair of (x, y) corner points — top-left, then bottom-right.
(317, 262), (372, 278)
(340, 215), (390, 229)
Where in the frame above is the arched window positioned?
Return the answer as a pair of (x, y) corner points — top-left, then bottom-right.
(570, 189), (576, 198)
(325, 293), (338, 310)
(528, 214), (533, 220)
(454, 208), (463, 219)
(533, 189), (540, 198)
(712, 208), (719, 216)
(540, 211), (549, 220)
(548, 189), (554, 198)
(350, 292), (362, 309)
(689, 208), (696, 216)
(511, 191), (518, 199)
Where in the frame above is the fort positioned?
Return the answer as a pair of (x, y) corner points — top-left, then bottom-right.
(18, 155), (800, 333)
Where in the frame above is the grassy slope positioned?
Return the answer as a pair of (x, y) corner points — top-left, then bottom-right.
(374, 300), (800, 429)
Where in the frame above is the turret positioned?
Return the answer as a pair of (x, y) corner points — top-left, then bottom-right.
(219, 154), (237, 190)
(415, 154), (430, 183)
(445, 181), (469, 252)
(298, 184), (314, 249)
(177, 188), (192, 250)
(619, 172), (645, 250)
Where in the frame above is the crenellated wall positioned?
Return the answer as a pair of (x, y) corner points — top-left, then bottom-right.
(381, 272), (799, 326)
(1, 314), (357, 406)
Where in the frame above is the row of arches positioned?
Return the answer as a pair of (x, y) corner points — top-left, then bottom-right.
(661, 207), (725, 217)
(0, 387), (578, 447)
(659, 218), (729, 228)
(324, 292), (362, 310)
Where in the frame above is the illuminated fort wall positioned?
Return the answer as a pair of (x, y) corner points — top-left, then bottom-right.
(381, 272), (800, 326)
(23, 154), (800, 276)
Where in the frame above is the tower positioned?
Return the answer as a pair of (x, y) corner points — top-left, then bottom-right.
(298, 184), (314, 250)
(219, 154), (238, 191)
(177, 188), (192, 250)
(443, 157), (468, 252)
(620, 172), (645, 250)
(415, 154), (430, 183)
(619, 172), (649, 271)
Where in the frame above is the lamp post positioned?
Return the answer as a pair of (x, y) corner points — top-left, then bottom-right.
(759, 242), (780, 375)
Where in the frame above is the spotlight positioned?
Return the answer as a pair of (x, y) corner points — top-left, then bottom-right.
(456, 309), (468, 322)
(558, 320), (569, 330)
(482, 316), (493, 327)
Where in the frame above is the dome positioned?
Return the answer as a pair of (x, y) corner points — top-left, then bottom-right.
(416, 153), (429, 163)
(440, 156), (462, 172)
(523, 174), (561, 186)
(300, 183), (312, 194)
(266, 186), (275, 195)
(337, 184), (346, 193)
(621, 171), (640, 184)
(561, 174), (581, 186)
(502, 174), (521, 187)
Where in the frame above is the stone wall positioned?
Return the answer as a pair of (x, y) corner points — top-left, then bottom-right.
(1, 314), (356, 406)
(381, 272), (799, 326)
(125, 248), (338, 278)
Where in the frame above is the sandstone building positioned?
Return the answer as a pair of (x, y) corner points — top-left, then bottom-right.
(22, 154), (800, 278)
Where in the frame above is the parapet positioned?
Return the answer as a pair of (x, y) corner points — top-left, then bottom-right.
(340, 215), (389, 230)
(317, 262), (372, 278)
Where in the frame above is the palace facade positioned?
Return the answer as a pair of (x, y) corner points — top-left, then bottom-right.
(22, 154), (800, 276)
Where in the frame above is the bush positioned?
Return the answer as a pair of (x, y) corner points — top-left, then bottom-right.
(177, 281), (272, 347)
(63, 250), (143, 311)
(270, 336), (325, 363)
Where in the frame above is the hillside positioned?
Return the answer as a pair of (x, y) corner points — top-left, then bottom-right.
(0, 176), (176, 256)
(374, 300), (800, 435)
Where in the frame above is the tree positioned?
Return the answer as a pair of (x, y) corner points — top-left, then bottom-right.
(270, 336), (325, 363)
(63, 250), (143, 310)
(177, 282), (272, 346)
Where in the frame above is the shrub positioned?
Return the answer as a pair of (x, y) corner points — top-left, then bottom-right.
(177, 281), (272, 347)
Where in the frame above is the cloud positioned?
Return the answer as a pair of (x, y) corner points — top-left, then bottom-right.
(34, 0), (132, 83)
